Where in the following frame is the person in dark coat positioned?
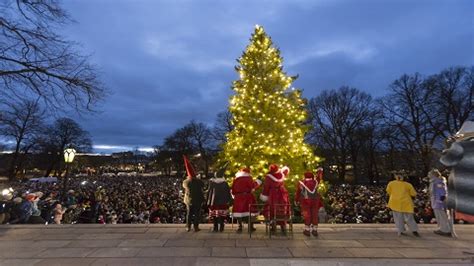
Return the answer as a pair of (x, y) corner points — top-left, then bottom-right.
(8, 197), (23, 224)
(207, 169), (232, 232)
(18, 194), (35, 224)
(182, 155), (205, 232)
(0, 192), (14, 224)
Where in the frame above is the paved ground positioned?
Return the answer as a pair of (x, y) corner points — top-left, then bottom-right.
(0, 224), (473, 265)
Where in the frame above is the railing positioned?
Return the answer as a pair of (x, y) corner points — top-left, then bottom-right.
(248, 203), (293, 239)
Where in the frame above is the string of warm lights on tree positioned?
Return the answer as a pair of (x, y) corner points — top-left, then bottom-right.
(220, 25), (321, 182)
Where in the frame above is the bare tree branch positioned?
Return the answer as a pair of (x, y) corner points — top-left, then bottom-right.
(0, 0), (105, 113)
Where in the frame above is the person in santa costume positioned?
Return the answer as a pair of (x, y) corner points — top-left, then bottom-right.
(295, 169), (323, 237)
(207, 167), (232, 232)
(260, 164), (290, 234)
(231, 167), (262, 233)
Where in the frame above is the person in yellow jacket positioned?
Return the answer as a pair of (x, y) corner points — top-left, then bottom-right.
(386, 173), (420, 237)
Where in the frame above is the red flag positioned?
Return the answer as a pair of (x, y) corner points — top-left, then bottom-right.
(183, 155), (196, 178)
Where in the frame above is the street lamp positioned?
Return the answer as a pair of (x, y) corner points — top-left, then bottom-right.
(62, 147), (76, 201)
(64, 148), (76, 164)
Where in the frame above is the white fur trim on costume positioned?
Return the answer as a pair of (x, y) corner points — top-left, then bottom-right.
(260, 194), (269, 202)
(281, 166), (290, 176)
(235, 171), (251, 178)
(232, 212), (259, 218)
(298, 181), (318, 194)
(211, 178), (226, 183)
(255, 179), (262, 186)
(266, 174), (285, 183)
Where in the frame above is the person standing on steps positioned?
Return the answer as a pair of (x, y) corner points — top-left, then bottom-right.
(260, 164), (290, 234)
(386, 173), (420, 237)
(428, 169), (452, 237)
(182, 155), (205, 232)
(231, 167), (261, 233)
(207, 167), (232, 232)
(295, 170), (322, 237)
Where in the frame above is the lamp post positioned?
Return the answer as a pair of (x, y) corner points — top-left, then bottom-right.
(63, 147), (76, 201)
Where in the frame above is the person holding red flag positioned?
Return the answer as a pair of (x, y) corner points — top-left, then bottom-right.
(182, 155), (205, 232)
(260, 164), (290, 234)
(295, 170), (323, 236)
(231, 167), (261, 233)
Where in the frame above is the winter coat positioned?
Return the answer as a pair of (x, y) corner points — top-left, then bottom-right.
(295, 178), (322, 209)
(430, 176), (447, 210)
(182, 178), (205, 205)
(231, 171), (260, 217)
(0, 200), (13, 214)
(31, 200), (41, 216)
(19, 201), (33, 223)
(8, 203), (23, 224)
(207, 178), (231, 207)
(386, 180), (417, 213)
(261, 170), (290, 219)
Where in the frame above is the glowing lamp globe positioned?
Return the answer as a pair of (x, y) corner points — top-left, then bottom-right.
(2, 189), (10, 196)
(64, 148), (76, 163)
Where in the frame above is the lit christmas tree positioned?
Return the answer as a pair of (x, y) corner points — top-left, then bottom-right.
(220, 25), (320, 181)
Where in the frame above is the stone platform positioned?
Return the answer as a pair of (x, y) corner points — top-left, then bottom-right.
(0, 224), (473, 265)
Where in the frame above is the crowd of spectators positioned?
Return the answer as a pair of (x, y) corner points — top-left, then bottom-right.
(0, 174), (465, 225)
(324, 181), (435, 224)
(0, 175), (186, 225)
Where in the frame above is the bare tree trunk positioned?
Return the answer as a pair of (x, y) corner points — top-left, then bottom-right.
(337, 160), (346, 183)
(420, 147), (432, 178)
(8, 141), (21, 180)
(45, 157), (60, 177)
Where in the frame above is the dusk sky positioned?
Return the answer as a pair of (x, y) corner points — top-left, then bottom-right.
(62, 0), (474, 153)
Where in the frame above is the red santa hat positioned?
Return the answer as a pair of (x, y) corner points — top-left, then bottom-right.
(304, 171), (314, 179)
(269, 164), (279, 174)
(183, 155), (196, 179)
(236, 167), (251, 178)
(241, 167), (250, 173)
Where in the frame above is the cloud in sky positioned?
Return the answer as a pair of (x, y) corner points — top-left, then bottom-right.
(59, 0), (473, 151)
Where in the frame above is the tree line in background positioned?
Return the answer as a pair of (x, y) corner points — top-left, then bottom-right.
(1, 66), (472, 182)
(154, 66), (473, 183)
(1, 2), (472, 183)
(0, 0), (101, 180)
(309, 66), (473, 183)
(0, 103), (92, 179)
(0, 0), (105, 112)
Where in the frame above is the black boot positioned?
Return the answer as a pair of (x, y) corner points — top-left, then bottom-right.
(213, 219), (218, 232)
(219, 217), (225, 232)
(236, 218), (243, 233)
(248, 216), (256, 231)
(280, 224), (287, 235)
(270, 221), (276, 234)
